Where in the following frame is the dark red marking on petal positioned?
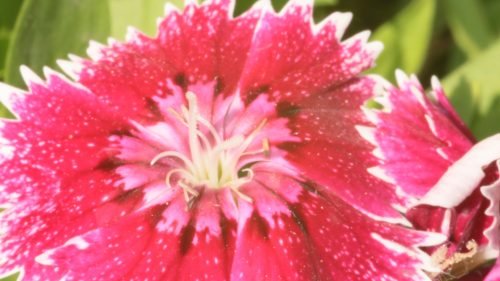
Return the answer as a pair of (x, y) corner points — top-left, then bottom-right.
(174, 73), (188, 91)
(214, 76), (225, 96)
(94, 158), (122, 171)
(276, 100), (301, 118)
(113, 188), (143, 204)
(244, 84), (270, 104)
(179, 221), (196, 255)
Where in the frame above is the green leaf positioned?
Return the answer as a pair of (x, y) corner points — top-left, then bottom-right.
(443, 0), (495, 59)
(0, 273), (18, 281)
(370, 0), (436, 79)
(109, 0), (183, 40)
(443, 38), (500, 139)
(0, 273), (19, 281)
(482, 0), (500, 34)
(314, 0), (338, 6)
(0, 0), (24, 81)
(4, 0), (111, 88)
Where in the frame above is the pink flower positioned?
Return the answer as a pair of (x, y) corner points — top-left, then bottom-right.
(0, 0), (446, 280)
(364, 70), (500, 280)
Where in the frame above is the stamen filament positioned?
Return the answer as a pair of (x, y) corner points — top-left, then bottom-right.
(150, 92), (271, 204)
(186, 92), (202, 170)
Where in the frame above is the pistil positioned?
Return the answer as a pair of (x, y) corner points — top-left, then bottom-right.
(151, 92), (269, 203)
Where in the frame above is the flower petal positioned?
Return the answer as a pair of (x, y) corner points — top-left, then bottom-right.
(237, 172), (444, 280)
(283, 77), (406, 221)
(230, 185), (445, 281)
(0, 70), (126, 206)
(419, 134), (500, 209)
(72, 0), (262, 122)
(293, 191), (444, 280)
(230, 206), (318, 281)
(0, 170), (137, 276)
(365, 72), (499, 272)
(370, 72), (474, 202)
(34, 210), (160, 280)
(482, 164), (500, 251)
(238, 2), (381, 104)
(414, 134), (500, 249)
(34, 192), (236, 281)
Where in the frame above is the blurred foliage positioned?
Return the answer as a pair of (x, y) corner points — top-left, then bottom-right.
(4, 0), (110, 87)
(110, 0), (183, 39)
(370, 0), (436, 79)
(0, 0), (500, 280)
(0, 0), (23, 81)
(0, 0), (23, 118)
(443, 0), (494, 59)
(444, 38), (500, 139)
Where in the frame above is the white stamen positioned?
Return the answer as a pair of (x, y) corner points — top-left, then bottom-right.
(151, 92), (269, 203)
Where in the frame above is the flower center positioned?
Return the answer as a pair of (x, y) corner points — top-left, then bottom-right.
(151, 92), (269, 202)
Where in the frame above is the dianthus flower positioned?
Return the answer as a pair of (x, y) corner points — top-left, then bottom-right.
(0, 0), (446, 280)
(363, 71), (499, 280)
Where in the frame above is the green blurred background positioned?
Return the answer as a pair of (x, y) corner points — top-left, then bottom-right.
(0, 0), (499, 279)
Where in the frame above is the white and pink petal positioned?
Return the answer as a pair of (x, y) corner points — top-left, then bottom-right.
(283, 77), (407, 221)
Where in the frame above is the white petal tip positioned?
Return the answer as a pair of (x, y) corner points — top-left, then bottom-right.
(284, 0), (313, 9)
(107, 37), (119, 46)
(184, 0), (197, 6)
(68, 53), (84, 63)
(333, 12), (353, 38)
(355, 125), (377, 145)
(20, 66), (44, 87)
(367, 41), (384, 59)
(57, 59), (81, 80)
(372, 147), (385, 159)
(125, 26), (142, 42)
(252, 0), (272, 10)
(42, 66), (59, 79)
(395, 69), (410, 88)
(0, 83), (23, 113)
(164, 2), (180, 15)
(0, 83), (21, 95)
(367, 166), (395, 184)
(361, 106), (380, 124)
(87, 40), (106, 60)
(430, 76), (442, 90)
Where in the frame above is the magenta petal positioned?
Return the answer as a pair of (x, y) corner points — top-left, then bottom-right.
(163, 192), (233, 281)
(371, 72), (474, 202)
(157, 0), (261, 93)
(417, 134), (500, 251)
(284, 77), (406, 221)
(74, 0), (261, 122)
(227, 186), (445, 281)
(419, 134), (500, 208)
(367, 71), (499, 276)
(1, 1), (447, 279)
(230, 210), (317, 281)
(34, 211), (158, 280)
(1, 68), (126, 133)
(0, 170), (128, 276)
(238, 1), (381, 104)
(292, 191), (445, 280)
(0, 71), (125, 203)
(429, 77), (475, 140)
